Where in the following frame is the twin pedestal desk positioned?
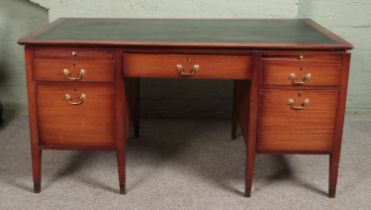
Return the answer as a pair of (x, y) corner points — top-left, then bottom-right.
(18, 18), (353, 198)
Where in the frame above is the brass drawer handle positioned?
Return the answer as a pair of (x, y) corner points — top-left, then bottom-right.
(287, 98), (310, 110)
(63, 68), (86, 81)
(64, 93), (86, 105)
(289, 72), (311, 85)
(176, 64), (200, 76)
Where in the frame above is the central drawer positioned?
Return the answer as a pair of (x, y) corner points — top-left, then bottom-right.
(36, 84), (115, 148)
(123, 53), (252, 79)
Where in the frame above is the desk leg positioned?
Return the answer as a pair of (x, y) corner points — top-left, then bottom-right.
(133, 79), (140, 138)
(244, 54), (261, 197)
(235, 79), (256, 197)
(127, 78), (140, 138)
(31, 146), (42, 193)
(231, 81), (238, 140)
(329, 154), (340, 198)
(245, 80), (258, 198)
(116, 146), (126, 194)
(329, 53), (349, 198)
(0, 100), (3, 125)
(116, 87), (128, 194)
(116, 50), (129, 194)
(26, 47), (43, 193)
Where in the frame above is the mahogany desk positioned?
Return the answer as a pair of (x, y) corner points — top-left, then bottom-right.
(18, 18), (353, 198)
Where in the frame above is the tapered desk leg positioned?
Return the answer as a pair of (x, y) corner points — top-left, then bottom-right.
(245, 84), (257, 197)
(116, 147), (126, 194)
(31, 146), (42, 193)
(329, 153), (340, 198)
(133, 79), (140, 138)
(116, 96), (128, 194)
(0, 100), (3, 125)
(245, 147), (256, 197)
(116, 49), (129, 194)
(328, 53), (350, 198)
(134, 121), (140, 138)
(26, 46), (42, 193)
(235, 79), (257, 197)
(127, 78), (140, 138)
(231, 81), (238, 140)
(244, 54), (261, 197)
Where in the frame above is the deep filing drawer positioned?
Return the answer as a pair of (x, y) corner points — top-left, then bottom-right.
(34, 59), (115, 82)
(37, 84), (115, 147)
(123, 53), (252, 79)
(257, 89), (338, 152)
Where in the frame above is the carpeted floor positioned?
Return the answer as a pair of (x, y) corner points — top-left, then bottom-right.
(0, 114), (370, 210)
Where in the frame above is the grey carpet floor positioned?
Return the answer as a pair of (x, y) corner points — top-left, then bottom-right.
(0, 115), (370, 210)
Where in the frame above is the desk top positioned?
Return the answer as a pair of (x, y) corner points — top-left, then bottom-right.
(18, 18), (353, 50)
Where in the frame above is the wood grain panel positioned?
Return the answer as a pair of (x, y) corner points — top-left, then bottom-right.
(258, 89), (338, 152)
(37, 84), (115, 148)
(123, 53), (252, 79)
(34, 59), (115, 82)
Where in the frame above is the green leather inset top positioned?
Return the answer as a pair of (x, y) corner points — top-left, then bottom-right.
(19, 18), (352, 49)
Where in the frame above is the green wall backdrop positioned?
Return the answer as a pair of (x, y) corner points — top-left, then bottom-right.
(0, 0), (47, 118)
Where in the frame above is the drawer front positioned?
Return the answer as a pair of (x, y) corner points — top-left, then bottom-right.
(34, 59), (115, 82)
(123, 53), (252, 79)
(258, 89), (338, 152)
(262, 62), (341, 87)
(37, 85), (115, 147)
(34, 47), (114, 59)
(262, 53), (341, 64)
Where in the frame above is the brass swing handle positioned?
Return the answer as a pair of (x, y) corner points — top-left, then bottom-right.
(288, 98), (310, 110)
(176, 64), (200, 76)
(289, 72), (312, 85)
(63, 68), (86, 81)
(65, 93), (86, 105)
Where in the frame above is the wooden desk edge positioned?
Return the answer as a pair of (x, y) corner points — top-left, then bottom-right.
(17, 18), (353, 51)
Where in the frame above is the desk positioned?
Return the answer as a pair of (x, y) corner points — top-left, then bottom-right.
(18, 18), (353, 197)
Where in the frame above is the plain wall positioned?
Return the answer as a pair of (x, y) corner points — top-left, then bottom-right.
(298, 0), (371, 116)
(0, 0), (48, 117)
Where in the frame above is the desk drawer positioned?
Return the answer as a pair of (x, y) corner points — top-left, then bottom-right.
(258, 89), (338, 152)
(123, 53), (252, 79)
(34, 59), (115, 82)
(37, 85), (115, 147)
(262, 63), (341, 87)
(262, 53), (341, 64)
(34, 47), (114, 59)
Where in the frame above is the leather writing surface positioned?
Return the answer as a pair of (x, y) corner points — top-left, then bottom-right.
(36, 19), (338, 45)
